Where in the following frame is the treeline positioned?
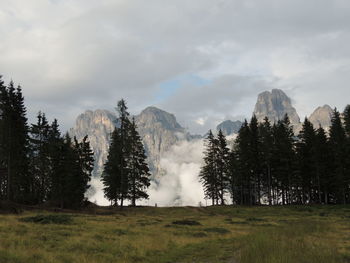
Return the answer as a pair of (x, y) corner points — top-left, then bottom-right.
(0, 76), (94, 208)
(200, 107), (350, 205)
(102, 99), (151, 207)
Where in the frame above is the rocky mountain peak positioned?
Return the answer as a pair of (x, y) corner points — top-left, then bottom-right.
(253, 89), (300, 125)
(216, 120), (243, 136)
(308, 104), (333, 129)
(69, 109), (117, 176)
(137, 106), (183, 131)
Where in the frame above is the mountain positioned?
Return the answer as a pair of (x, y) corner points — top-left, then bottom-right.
(253, 89), (300, 125)
(216, 120), (243, 136)
(308, 104), (333, 129)
(135, 106), (192, 177)
(70, 106), (192, 180)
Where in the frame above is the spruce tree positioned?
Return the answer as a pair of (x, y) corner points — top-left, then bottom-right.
(234, 120), (252, 205)
(314, 126), (333, 204)
(0, 80), (30, 203)
(272, 115), (295, 205)
(128, 118), (151, 206)
(29, 112), (51, 203)
(295, 118), (316, 204)
(216, 129), (229, 205)
(259, 117), (273, 205)
(199, 130), (218, 205)
(329, 108), (347, 204)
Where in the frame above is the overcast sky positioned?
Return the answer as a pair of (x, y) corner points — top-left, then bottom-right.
(1, 0), (350, 134)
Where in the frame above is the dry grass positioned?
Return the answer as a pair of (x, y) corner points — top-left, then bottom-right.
(0, 205), (349, 263)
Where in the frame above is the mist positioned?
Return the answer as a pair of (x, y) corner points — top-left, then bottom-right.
(88, 139), (206, 207)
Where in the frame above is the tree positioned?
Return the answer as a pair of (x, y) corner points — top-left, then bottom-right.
(128, 118), (151, 206)
(102, 99), (150, 208)
(314, 126), (333, 204)
(234, 120), (252, 205)
(259, 117), (273, 205)
(295, 118), (316, 204)
(216, 129), (229, 205)
(329, 108), (348, 204)
(199, 130), (218, 205)
(73, 135), (94, 206)
(29, 112), (51, 203)
(271, 115), (295, 205)
(0, 80), (30, 203)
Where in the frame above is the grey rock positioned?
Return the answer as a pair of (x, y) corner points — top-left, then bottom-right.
(253, 89), (300, 125)
(308, 104), (333, 129)
(69, 109), (118, 176)
(70, 106), (191, 180)
(216, 120), (243, 136)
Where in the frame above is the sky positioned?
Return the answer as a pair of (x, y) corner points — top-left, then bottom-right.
(1, 0), (350, 134)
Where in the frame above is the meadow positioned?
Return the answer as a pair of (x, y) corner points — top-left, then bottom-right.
(0, 205), (350, 263)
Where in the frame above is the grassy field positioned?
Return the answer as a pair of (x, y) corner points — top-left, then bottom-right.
(0, 205), (350, 263)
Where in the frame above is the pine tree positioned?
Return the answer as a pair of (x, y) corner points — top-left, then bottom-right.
(314, 126), (333, 204)
(47, 119), (64, 205)
(249, 115), (262, 205)
(199, 130), (218, 205)
(272, 115), (295, 205)
(216, 129), (229, 205)
(0, 80), (30, 203)
(74, 135), (94, 206)
(234, 120), (252, 205)
(295, 118), (316, 204)
(128, 118), (151, 206)
(259, 117), (273, 205)
(29, 112), (51, 203)
(329, 108), (347, 204)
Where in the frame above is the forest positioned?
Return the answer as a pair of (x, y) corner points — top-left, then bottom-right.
(200, 109), (350, 206)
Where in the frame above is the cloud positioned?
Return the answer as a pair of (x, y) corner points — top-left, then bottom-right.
(1, 0), (350, 133)
(87, 138), (206, 207)
(147, 139), (205, 206)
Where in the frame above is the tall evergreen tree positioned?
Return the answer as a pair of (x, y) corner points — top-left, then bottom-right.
(216, 129), (229, 205)
(102, 99), (150, 208)
(314, 126), (333, 204)
(29, 112), (51, 203)
(329, 108), (348, 204)
(259, 117), (273, 205)
(271, 115), (295, 205)
(295, 118), (316, 204)
(0, 80), (30, 203)
(199, 130), (218, 205)
(128, 118), (151, 206)
(234, 120), (252, 205)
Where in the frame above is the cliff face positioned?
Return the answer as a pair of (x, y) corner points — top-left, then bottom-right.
(69, 110), (117, 176)
(253, 89), (300, 125)
(135, 107), (191, 177)
(308, 104), (333, 129)
(216, 120), (243, 136)
(70, 106), (191, 179)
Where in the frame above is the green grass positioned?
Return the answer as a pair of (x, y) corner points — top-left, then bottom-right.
(0, 205), (349, 263)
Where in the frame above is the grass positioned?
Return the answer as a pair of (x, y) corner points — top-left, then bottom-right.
(0, 205), (349, 263)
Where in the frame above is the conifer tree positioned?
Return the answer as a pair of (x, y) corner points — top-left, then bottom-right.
(295, 118), (316, 204)
(216, 129), (229, 205)
(199, 130), (218, 205)
(234, 120), (252, 205)
(128, 118), (151, 206)
(29, 112), (51, 203)
(314, 126), (332, 204)
(271, 115), (295, 205)
(259, 117), (273, 205)
(0, 80), (30, 202)
(102, 99), (150, 208)
(329, 108), (348, 204)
